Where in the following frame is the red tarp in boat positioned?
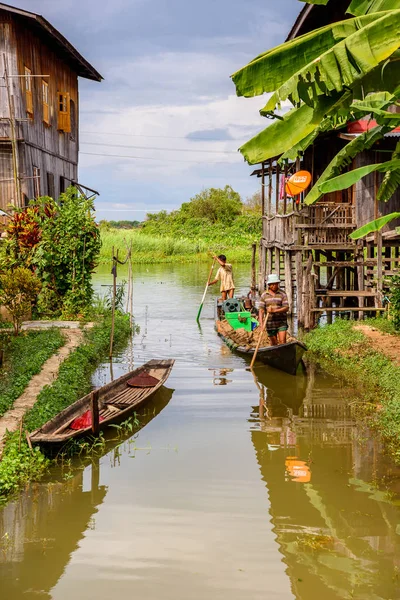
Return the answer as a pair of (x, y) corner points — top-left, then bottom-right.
(70, 410), (105, 430)
(127, 372), (159, 388)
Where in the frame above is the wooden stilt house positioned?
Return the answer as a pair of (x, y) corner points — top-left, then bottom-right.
(0, 3), (102, 230)
(256, 0), (400, 329)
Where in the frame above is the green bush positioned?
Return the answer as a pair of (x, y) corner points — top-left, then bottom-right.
(0, 268), (41, 335)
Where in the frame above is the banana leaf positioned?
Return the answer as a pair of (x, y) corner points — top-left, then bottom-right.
(231, 14), (377, 98)
(349, 212), (400, 238)
(239, 95), (342, 164)
(304, 124), (391, 204)
(265, 11), (400, 111)
(347, 0), (400, 16)
(378, 141), (400, 201)
(300, 0), (329, 4)
(318, 159), (400, 193)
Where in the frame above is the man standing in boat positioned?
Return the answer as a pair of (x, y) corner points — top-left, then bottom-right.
(258, 274), (289, 346)
(208, 254), (235, 300)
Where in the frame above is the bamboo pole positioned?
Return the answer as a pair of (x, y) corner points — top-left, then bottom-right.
(261, 162), (265, 216)
(251, 242), (257, 299)
(250, 313), (269, 369)
(196, 259), (215, 321)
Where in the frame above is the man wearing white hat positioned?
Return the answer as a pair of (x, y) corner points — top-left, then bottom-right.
(258, 274), (289, 345)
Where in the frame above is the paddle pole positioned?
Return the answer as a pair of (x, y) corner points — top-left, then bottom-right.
(250, 312), (269, 369)
(196, 259), (215, 322)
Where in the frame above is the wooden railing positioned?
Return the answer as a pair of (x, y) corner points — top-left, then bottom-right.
(263, 203), (356, 247)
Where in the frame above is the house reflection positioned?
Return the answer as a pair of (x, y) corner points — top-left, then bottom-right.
(250, 364), (400, 600)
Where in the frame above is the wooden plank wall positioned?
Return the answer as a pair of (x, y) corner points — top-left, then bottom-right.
(0, 10), (79, 205)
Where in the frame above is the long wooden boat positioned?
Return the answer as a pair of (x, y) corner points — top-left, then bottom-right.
(30, 359), (174, 445)
(215, 301), (306, 375)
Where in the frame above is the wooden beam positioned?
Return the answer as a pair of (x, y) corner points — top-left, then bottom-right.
(91, 389), (100, 436)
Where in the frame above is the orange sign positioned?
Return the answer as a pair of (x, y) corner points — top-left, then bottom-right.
(285, 457), (311, 483)
(285, 170), (312, 197)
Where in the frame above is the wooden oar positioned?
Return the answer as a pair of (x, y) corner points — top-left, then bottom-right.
(196, 259), (215, 322)
(250, 312), (269, 369)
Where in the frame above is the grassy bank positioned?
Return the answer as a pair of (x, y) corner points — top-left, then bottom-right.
(99, 215), (260, 264)
(0, 329), (65, 417)
(305, 319), (400, 462)
(0, 313), (131, 502)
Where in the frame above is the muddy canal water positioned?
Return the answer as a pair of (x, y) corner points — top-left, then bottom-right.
(1, 264), (400, 600)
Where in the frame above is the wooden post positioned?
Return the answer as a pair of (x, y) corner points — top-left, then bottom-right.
(261, 162), (265, 216)
(3, 54), (22, 207)
(314, 250), (321, 288)
(259, 241), (266, 294)
(275, 163), (280, 215)
(356, 245), (365, 320)
(268, 160), (273, 217)
(374, 165), (383, 306)
(284, 251), (293, 330)
(267, 247), (272, 277)
(295, 251), (304, 329)
(283, 163), (288, 215)
(251, 242), (257, 299)
(109, 247), (118, 358)
(90, 389), (100, 436)
(326, 250), (333, 324)
(275, 248), (281, 279)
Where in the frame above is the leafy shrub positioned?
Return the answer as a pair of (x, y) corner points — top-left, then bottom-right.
(388, 275), (400, 330)
(0, 267), (41, 335)
(0, 188), (101, 318)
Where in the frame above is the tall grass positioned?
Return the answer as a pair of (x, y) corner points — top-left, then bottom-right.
(99, 229), (253, 264)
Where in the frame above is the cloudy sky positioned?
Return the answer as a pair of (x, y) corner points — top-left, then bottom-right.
(14, 0), (299, 220)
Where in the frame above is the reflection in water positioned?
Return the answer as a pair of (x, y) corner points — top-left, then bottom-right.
(209, 368), (234, 386)
(0, 461), (106, 600)
(250, 364), (400, 600)
(0, 387), (174, 599)
(1, 264), (400, 600)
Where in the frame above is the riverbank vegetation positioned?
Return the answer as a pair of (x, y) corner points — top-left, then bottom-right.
(0, 312), (131, 502)
(99, 186), (261, 263)
(0, 329), (65, 417)
(305, 319), (400, 462)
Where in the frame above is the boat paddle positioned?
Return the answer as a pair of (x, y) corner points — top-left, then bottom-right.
(249, 312), (269, 369)
(196, 259), (215, 322)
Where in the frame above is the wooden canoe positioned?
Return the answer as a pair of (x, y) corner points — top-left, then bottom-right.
(217, 325), (306, 375)
(30, 359), (175, 445)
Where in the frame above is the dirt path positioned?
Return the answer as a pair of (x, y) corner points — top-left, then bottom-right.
(354, 324), (400, 367)
(0, 328), (84, 456)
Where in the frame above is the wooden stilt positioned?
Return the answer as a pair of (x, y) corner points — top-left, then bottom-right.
(295, 251), (304, 329)
(284, 251), (293, 330)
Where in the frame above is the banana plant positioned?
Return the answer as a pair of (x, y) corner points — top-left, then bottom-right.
(231, 0), (400, 238)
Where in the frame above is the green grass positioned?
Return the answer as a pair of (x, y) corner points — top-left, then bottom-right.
(99, 214), (261, 264)
(305, 319), (400, 462)
(0, 312), (131, 502)
(0, 329), (65, 417)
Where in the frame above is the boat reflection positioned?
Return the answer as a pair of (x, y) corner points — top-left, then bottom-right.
(0, 385), (174, 599)
(250, 365), (400, 600)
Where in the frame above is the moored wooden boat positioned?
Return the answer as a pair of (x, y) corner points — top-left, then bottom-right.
(30, 359), (175, 445)
(215, 301), (306, 375)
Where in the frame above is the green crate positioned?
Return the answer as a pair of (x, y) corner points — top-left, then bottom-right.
(225, 311), (252, 332)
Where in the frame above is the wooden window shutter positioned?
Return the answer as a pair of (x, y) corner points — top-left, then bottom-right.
(25, 67), (33, 116)
(42, 80), (49, 125)
(58, 92), (71, 133)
